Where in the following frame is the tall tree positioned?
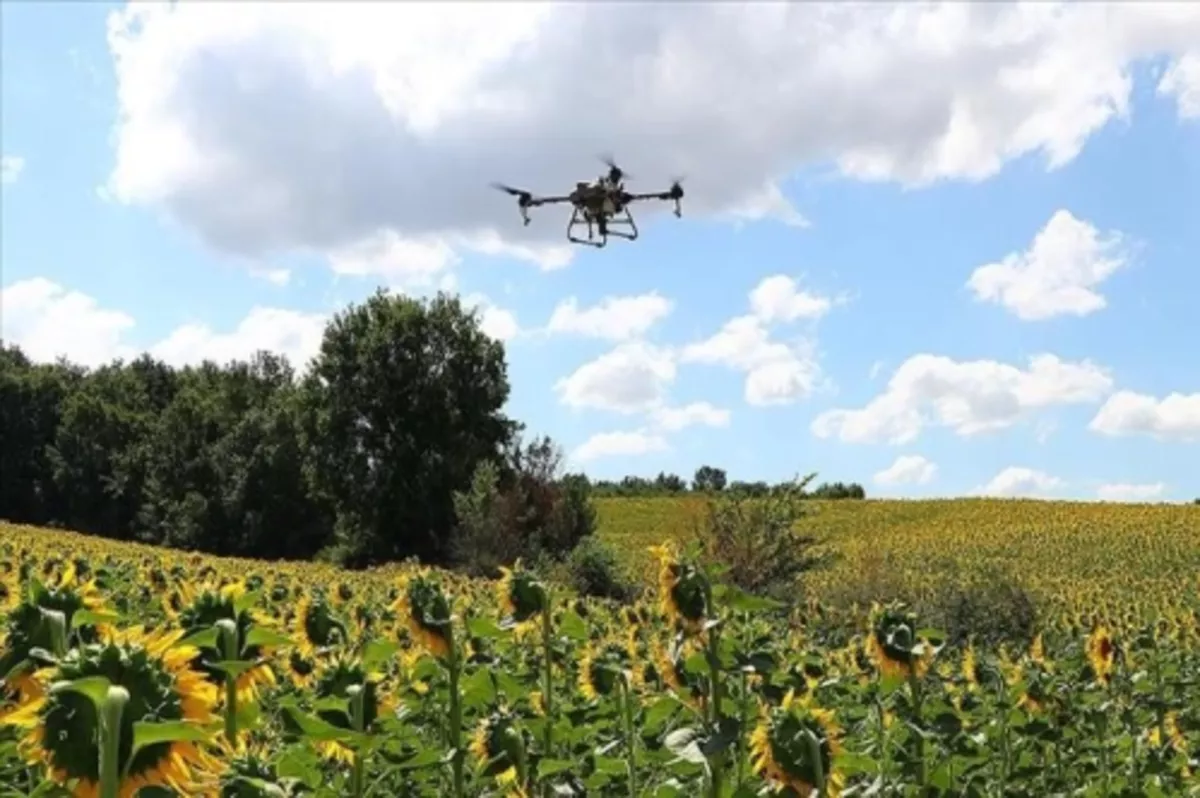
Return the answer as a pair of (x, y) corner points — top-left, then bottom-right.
(302, 290), (516, 566)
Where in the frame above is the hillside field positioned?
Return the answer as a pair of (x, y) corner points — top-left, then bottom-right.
(2, 497), (1199, 795)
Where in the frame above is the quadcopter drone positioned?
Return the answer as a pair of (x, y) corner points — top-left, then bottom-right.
(491, 157), (684, 248)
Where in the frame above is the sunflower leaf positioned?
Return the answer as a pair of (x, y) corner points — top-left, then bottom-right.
(179, 627), (221, 650)
(559, 610), (588, 641)
(129, 720), (214, 764)
(71, 610), (121, 628)
(233, 589), (264, 614)
(243, 626), (295, 650)
(205, 659), (256, 677)
(280, 700), (368, 744)
(50, 675), (112, 710)
(466, 616), (504, 639)
(362, 639), (401, 671)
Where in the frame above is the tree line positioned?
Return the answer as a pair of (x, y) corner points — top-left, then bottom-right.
(0, 288), (861, 571)
(589, 468), (865, 499)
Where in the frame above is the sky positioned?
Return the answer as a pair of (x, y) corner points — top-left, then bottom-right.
(2, 2), (1198, 501)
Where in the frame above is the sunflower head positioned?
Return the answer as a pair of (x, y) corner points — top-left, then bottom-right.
(2, 627), (220, 797)
(175, 581), (278, 700)
(749, 690), (843, 797)
(865, 603), (933, 681)
(310, 655), (395, 764)
(577, 640), (632, 701)
(652, 639), (707, 711)
(470, 708), (529, 790)
(648, 543), (711, 635)
(1085, 625), (1116, 687)
(219, 741), (306, 798)
(391, 571), (454, 660)
(496, 561), (547, 625)
(292, 592), (349, 657)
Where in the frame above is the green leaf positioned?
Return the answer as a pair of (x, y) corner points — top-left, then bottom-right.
(466, 616), (504, 639)
(179, 627), (220, 650)
(394, 748), (443, 771)
(205, 659), (257, 678)
(559, 610), (588, 641)
(128, 721), (214, 766)
(233, 589), (264, 615)
(51, 675), (111, 709)
(834, 751), (879, 776)
(361, 639), (401, 671)
(537, 758), (575, 777)
(717, 585), (784, 613)
(592, 755), (626, 776)
(643, 696), (681, 731)
(71, 610), (121, 628)
(26, 780), (77, 798)
(460, 667), (496, 708)
(280, 701), (367, 744)
(243, 626), (295, 650)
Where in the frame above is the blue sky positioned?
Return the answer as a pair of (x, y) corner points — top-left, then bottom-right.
(2, 2), (1198, 500)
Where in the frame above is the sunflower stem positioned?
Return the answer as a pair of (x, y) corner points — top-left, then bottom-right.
(216, 618), (239, 744)
(448, 642), (465, 798)
(906, 670), (926, 788)
(541, 597), (554, 758)
(98, 685), (130, 798)
(620, 676), (637, 798)
(705, 626), (725, 798)
(348, 684), (366, 798)
(44, 609), (68, 657)
(803, 727), (826, 798)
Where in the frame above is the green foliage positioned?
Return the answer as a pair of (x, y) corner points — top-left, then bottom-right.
(302, 289), (517, 567)
(918, 565), (1040, 649)
(691, 465), (727, 492)
(694, 475), (827, 605)
(562, 536), (636, 602)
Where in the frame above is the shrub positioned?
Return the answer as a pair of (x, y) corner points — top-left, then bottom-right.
(918, 565), (1040, 648)
(564, 537), (636, 602)
(694, 475), (827, 605)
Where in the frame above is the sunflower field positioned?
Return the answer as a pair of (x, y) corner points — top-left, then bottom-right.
(2, 512), (1199, 797)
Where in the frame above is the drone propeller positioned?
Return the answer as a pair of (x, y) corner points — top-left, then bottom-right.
(490, 182), (534, 205)
(668, 176), (686, 200)
(599, 154), (630, 184)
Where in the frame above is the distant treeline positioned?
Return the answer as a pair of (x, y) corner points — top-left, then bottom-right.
(0, 289), (863, 569)
(589, 468), (866, 499)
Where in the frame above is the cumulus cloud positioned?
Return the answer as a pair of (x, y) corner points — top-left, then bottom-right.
(571, 430), (668, 462)
(650, 401), (731, 432)
(1158, 52), (1200, 118)
(1089, 390), (1200, 441)
(967, 209), (1129, 320)
(250, 267), (292, 287)
(1096, 482), (1166, 502)
(102, 2), (1200, 273)
(874, 454), (938, 486)
(975, 466), (1064, 497)
(811, 353), (1112, 444)
(1, 155), (24, 185)
(1, 277), (328, 371)
(554, 341), (676, 414)
(1, 278), (136, 367)
(150, 307), (327, 368)
(546, 292), (673, 341)
(461, 293), (520, 342)
(749, 275), (832, 323)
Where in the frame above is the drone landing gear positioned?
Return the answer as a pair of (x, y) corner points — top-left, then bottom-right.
(567, 207), (639, 248)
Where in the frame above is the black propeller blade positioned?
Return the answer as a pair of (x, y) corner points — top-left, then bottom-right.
(668, 176), (685, 200)
(490, 182), (533, 205)
(599, 154), (629, 184)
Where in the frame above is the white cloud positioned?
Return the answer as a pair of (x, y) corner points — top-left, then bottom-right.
(547, 292), (673, 341)
(1089, 390), (1200, 441)
(572, 430), (668, 463)
(150, 307), (327, 368)
(651, 401), (731, 432)
(975, 466), (1064, 498)
(1, 278), (137, 367)
(251, 268), (292, 286)
(682, 316), (820, 406)
(812, 353), (1112, 444)
(1, 277), (328, 371)
(554, 341), (676, 414)
(967, 209), (1129, 320)
(1096, 482), (1166, 502)
(874, 454), (937, 486)
(462, 293), (520, 342)
(328, 231), (460, 289)
(1158, 52), (1200, 119)
(749, 275), (832, 323)
(102, 2), (1200, 271)
(1, 155), (24, 185)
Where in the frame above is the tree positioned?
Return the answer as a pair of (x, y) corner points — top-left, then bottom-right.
(692, 465), (727, 492)
(654, 471), (687, 493)
(302, 290), (517, 566)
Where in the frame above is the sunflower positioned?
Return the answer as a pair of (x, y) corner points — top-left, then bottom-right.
(174, 580), (279, 703)
(496, 561), (547, 638)
(0, 567), (20, 614)
(1086, 625), (1115, 687)
(749, 689), (843, 797)
(2, 626), (221, 798)
(290, 592), (349, 660)
(577, 639), (634, 701)
(864, 603), (932, 681)
(310, 654), (397, 765)
(647, 543), (710, 636)
(470, 709), (530, 797)
(651, 639), (707, 712)
(390, 571), (454, 661)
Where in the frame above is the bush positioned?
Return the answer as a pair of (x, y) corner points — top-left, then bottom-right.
(450, 459), (526, 578)
(919, 566), (1039, 649)
(563, 537), (636, 602)
(694, 475), (827, 605)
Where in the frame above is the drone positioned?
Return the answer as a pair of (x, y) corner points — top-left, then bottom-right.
(491, 157), (684, 248)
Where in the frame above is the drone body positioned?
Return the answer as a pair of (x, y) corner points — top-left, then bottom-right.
(492, 158), (684, 248)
